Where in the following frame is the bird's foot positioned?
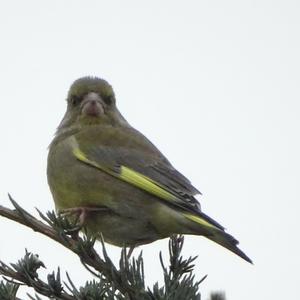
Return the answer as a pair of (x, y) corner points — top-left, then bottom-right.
(59, 206), (109, 227)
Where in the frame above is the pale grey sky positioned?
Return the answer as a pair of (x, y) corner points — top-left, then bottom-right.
(0, 1), (299, 299)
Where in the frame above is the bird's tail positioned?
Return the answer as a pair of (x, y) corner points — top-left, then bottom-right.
(206, 227), (253, 264)
(184, 211), (253, 264)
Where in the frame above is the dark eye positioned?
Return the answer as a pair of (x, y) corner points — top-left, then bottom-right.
(70, 95), (81, 106)
(103, 95), (114, 105)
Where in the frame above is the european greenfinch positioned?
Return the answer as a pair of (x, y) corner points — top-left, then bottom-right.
(47, 76), (252, 263)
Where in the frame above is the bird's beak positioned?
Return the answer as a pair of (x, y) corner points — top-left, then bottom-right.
(81, 92), (105, 117)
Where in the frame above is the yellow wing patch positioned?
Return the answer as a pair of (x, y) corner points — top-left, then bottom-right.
(73, 145), (177, 202)
(72, 142), (218, 230)
(73, 147), (111, 173)
(73, 147), (93, 164)
(120, 166), (177, 202)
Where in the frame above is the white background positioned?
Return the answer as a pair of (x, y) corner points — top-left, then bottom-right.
(0, 1), (299, 299)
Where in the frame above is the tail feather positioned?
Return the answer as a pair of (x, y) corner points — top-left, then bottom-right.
(184, 211), (253, 264)
(208, 230), (253, 264)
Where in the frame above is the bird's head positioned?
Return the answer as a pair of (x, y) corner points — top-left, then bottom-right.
(58, 76), (128, 130)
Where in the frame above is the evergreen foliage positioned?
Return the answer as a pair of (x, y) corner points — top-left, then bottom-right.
(0, 196), (226, 300)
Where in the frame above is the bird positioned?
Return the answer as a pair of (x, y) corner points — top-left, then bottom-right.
(47, 76), (252, 263)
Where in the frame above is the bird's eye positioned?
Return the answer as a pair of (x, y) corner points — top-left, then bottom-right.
(70, 95), (81, 106)
(103, 95), (114, 105)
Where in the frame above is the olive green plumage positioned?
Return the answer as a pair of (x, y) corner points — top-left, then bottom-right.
(47, 76), (252, 263)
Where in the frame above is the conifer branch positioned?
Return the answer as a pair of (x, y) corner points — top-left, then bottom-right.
(0, 196), (222, 299)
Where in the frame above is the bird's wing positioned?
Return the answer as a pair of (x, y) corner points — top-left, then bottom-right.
(70, 126), (224, 230)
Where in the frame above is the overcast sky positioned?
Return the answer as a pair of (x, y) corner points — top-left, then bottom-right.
(0, 1), (299, 299)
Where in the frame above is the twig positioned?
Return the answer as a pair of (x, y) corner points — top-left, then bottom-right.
(0, 196), (209, 300)
(0, 196), (138, 298)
